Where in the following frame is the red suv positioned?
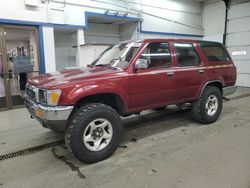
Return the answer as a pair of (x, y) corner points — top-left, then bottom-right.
(25, 39), (237, 163)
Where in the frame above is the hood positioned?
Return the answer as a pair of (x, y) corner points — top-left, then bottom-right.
(28, 67), (122, 89)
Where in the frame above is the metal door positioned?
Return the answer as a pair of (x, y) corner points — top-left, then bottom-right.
(226, 1), (250, 87)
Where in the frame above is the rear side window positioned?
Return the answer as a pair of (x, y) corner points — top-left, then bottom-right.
(201, 44), (231, 62)
(174, 43), (201, 67)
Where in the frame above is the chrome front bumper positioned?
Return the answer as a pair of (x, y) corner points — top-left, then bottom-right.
(223, 86), (237, 96)
(24, 94), (74, 121)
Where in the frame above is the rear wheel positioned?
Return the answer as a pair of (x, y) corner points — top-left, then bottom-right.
(65, 103), (123, 163)
(192, 86), (222, 124)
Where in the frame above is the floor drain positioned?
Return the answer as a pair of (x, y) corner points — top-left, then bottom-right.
(0, 140), (64, 161)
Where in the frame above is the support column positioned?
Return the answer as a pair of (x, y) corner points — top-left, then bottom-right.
(76, 29), (85, 67)
(42, 26), (56, 73)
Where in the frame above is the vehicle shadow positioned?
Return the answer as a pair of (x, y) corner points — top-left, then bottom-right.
(121, 106), (195, 145)
(50, 106), (198, 168)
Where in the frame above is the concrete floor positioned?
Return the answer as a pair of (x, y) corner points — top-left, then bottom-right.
(1, 87), (250, 188)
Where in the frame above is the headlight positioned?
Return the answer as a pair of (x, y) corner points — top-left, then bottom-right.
(38, 89), (61, 106)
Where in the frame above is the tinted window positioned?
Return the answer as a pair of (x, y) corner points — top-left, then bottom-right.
(201, 44), (231, 61)
(140, 42), (172, 68)
(174, 43), (200, 67)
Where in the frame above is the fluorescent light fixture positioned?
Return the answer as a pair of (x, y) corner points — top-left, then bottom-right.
(105, 10), (118, 16)
(105, 10), (128, 17)
(117, 12), (128, 17)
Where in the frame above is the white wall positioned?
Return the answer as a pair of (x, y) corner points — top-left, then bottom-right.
(85, 22), (139, 43)
(42, 27), (56, 73)
(120, 22), (139, 41)
(0, 0), (204, 36)
(0, 0), (48, 23)
(85, 23), (120, 44)
(138, 0), (202, 35)
(0, 0), (206, 73)
(78, 44), (110, 67)
(54, 30), (77, 71)
(202, 0), (226, 42)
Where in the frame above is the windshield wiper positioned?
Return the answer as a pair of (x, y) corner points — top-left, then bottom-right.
(94, 63), (118, 70)
(87, 64), (93, 67)
(94, 64), (109, 67)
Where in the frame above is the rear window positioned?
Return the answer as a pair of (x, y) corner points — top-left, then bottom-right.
(174, 43), (201, 67)
(201, 44), (231, 62)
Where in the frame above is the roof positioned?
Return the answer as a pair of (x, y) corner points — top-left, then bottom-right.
(118, 38), (224, 47)
(195, 40), (223, 46)
(141, 38), (223, 45)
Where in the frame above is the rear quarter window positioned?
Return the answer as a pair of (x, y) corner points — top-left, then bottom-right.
(200, 44), (231, 62)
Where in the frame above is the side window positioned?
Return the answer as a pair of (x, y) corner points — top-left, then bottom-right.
(140, 42), (172, 69)
(201, 44), (231, 62)
(124, 47), (140, 62)
(174, 43), (201, 67)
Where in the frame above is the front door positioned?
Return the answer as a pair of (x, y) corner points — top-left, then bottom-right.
(0, 25), (40, 110)
(129, 42), (178, 109)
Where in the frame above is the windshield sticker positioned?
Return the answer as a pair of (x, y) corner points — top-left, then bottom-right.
(132, 43), (142, 47)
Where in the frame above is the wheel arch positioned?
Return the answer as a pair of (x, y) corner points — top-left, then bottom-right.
(198, 80), (224, 98)
(72, 93), (125, 115)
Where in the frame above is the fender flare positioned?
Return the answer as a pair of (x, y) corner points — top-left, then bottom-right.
(197, 80), (224, 98)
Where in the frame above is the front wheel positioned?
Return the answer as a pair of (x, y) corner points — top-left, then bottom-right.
(65, 103), (123, 163)
(192, 86), (222, 124)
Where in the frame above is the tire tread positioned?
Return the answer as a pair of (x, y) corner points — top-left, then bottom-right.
(65, 103), (122, 163)
(192, 86), (222, 124)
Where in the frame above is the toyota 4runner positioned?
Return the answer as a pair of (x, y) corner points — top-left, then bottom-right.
(24, 39), (237, 163)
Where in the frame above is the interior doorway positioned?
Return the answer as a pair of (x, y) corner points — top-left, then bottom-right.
(0, 25), (40, 110)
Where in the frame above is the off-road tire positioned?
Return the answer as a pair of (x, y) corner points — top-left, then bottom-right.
(65, 103), (123, 163)
(192, 86), (222, 124)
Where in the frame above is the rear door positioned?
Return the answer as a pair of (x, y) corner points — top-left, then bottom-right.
(173, 42), (206, 101)
(129, 41), (178, 109)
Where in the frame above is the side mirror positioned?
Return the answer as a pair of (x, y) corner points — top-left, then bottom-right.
(135, 59), (148, 70)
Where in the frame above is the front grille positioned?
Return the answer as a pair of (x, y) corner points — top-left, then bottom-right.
(38, 89), (46, 103)
(26, 87), (36, 102)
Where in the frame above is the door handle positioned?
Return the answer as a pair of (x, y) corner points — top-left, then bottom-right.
(199, 69), (205, 74)
(166, 72), (174, 77)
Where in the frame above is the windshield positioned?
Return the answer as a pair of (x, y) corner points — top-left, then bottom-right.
(90, 42), (142, 68)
